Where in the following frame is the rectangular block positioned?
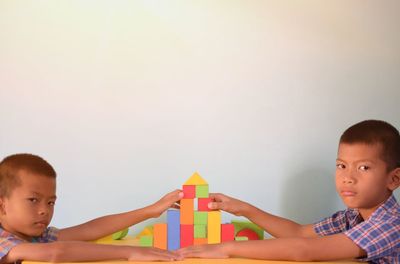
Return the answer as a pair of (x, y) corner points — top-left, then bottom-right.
(167, 210), (180, 250)
(139, 235), (153, 247)
(183, 185), (195, 199)
(196, 184), (209, 198)
(180, 224), (194, 248)
(207, 211), (221, 244)
(153, 223), (167, 250)
(180, 199), (194, 224)
(194, 224), (207, 238)
(198, 197), (212, 211)
(221, 224), (235, 242)
(194, 211), (208, 225)
(193, 238), (208, 245)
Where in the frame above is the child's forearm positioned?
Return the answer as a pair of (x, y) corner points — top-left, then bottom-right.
(241, 203), (313, 238)
(6, 242), (133, 263)
(59, 205), (156, 241)
(223, 235), (362, 261)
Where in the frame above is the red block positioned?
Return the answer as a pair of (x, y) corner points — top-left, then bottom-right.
(182, 185), (195, 199)
(180, 224), (194, 248)
(221, 224), (235, 242)
(236, 228), (260, 240)
(198, 197), (212, 211)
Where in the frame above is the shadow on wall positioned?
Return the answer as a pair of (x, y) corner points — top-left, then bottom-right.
(279, 168), (340, 225)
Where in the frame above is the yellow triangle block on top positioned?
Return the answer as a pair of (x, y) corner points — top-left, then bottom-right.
(184, 172), (208, 185)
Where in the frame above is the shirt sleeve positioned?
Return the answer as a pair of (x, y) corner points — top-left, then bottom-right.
(0, 236), (23, 261)
(35, 226), (59, 243)
(313, 210), (348, 236)
(344, 218), (400, 261)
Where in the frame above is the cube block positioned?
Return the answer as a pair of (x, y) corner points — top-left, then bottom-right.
(183, 185), (195, 199)
(194, 224), (207, 238)
(196, 185), (209, 198)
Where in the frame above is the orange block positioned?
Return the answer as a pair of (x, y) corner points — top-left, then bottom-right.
(180, 199), (194, 224)
(193, 238), (208, 245)
(153, 223), (167, 249)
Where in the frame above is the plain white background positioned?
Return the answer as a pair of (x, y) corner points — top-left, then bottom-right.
(1, 0), (399, 235)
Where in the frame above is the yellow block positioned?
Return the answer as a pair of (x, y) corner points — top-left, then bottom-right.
(207, 211), (221, 244)
(184, 172), (208, 185)
(135, 226), (153, 239)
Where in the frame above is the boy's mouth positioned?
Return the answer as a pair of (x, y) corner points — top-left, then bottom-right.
(34, 221), (48, 228)
(341, 190), (356, 196)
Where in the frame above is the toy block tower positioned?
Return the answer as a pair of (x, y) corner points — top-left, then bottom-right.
(140, 172), (240, 249)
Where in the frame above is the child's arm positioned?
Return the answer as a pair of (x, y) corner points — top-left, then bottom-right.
(2, 241), (182, 263)
(209, 193), (317, 238)
(58, 190), (183, 241)
(179, 233), (365, 261)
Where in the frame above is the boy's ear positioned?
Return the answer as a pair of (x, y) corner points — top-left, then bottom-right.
(388, 167), (400, 191)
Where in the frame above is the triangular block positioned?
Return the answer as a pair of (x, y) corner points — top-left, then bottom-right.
(184, 172), (208, 185)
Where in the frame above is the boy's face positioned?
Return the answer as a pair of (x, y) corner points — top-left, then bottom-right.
(336, 143), (398, 215)
(0, 170), (56, 241)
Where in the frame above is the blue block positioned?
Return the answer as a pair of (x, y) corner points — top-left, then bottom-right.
(167, 210), (180, 250)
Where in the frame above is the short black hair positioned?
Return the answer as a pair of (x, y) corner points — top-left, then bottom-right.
(340, 120), (400, 171)
(0, 153), (56, 197)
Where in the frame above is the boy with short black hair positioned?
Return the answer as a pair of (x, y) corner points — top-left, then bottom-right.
(179, 120), (400, 263)
(0, 153), (183, 263)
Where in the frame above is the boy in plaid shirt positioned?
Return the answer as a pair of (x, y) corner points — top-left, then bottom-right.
(179, 120), (400, 263)
(0, 154), (183, 263)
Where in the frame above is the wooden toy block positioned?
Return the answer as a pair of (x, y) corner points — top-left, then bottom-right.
(221, 224), (235, 242)
(183, 185), (196, 198)
(194, 224), (207, 238)
(180, 198), (194, 224)
(167, 210), (180, 250)
(139, 235), (153, 247)
(135, 225), (153, 239)
(198, 197), (212, 211)
(196, 184), (209, 198)
(153, 223), (167, 249)
(207, 211), (221, 244)
(231, 220), (264, 239)
(193, 238), (208, 245)
(180, 224), (194, 248)
(184, 172), (208, 185)
(236, 228), (260, 240)
(235, 236), (249, 241)
(194, 211), (208, 225)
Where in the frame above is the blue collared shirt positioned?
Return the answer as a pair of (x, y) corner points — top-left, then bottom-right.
(314, 195), (400, 263)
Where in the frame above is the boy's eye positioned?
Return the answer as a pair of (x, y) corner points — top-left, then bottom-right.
(336, 164), (345, 169)
(28, 198), (38, 203)
(359, 165), (370, 171)
(48, 201), (56, 206)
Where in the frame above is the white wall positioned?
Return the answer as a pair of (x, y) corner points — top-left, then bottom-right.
(1, 0), (399, 235)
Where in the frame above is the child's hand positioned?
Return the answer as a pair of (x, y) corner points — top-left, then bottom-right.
(177, 244), (230, 259)
(128, 247), (183, 261)
(150, 189), (184, 218)
(208, 193), (250, 216)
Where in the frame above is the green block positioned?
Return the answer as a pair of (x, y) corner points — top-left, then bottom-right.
(231, 220), (264, 239)
(194, 225), (207, 238)
(196, 185), (209, 198)
(235, 236), (248, 241)
(112, 228), (129, 240)
(194, 211), (208, 225)
(139, 235), (153, 247)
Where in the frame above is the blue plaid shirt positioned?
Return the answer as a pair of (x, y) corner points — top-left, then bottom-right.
(314, 195), (400, 263)
(0, 226), (59, 261)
